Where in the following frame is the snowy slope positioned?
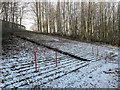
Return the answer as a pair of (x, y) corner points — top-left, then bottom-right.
(14, 31), (118, 62)
(1, 33), (119, 88)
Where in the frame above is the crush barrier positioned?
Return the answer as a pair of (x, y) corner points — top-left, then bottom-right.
(34, 48), (58, 71)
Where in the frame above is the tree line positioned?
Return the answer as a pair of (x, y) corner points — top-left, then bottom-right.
(33, 1), (119, 46)
(0, 1), (119, 46)
(0, 2), (28, 26)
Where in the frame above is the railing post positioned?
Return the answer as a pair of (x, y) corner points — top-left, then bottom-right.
(96, 46), (99, 60)
(92, 46), (94, 55)
(44, 48), (46, 56)
(55, 48), (58, 67)
(34, 49), (38, 72)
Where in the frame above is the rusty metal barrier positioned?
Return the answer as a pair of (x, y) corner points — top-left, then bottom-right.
(34, 48), (58, 72)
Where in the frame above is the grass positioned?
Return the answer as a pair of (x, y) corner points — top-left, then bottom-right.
(19, 30), (120, 48)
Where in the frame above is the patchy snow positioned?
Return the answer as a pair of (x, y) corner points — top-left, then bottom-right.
(1, 33), (119, 88)
(43, 60), (118, 88)
(15, 32), (118, 63)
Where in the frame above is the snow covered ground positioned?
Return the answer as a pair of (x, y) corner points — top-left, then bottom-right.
(1, 32), (119, 88)
(15, 31), (119, 62)
(44, 60), (118, 88)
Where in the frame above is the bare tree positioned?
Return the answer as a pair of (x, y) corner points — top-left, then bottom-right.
(32, 1), (119, 46)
